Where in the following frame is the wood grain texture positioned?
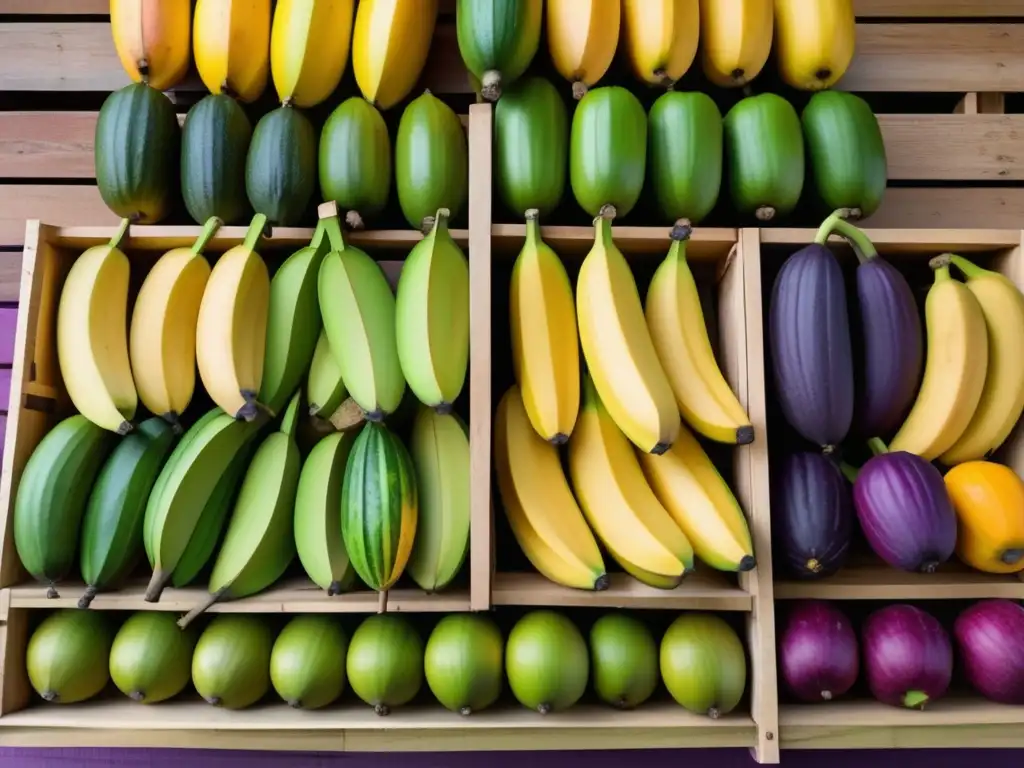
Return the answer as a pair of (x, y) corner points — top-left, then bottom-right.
(855, 0), (1024, 15)
(2, 0), (109, 12)
(0, 308), (15, 366)
(0, 113), (96, 179)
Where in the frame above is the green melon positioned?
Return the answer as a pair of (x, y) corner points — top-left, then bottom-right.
(181, 93), (253, 225)
(424, 614), (503, 715)
(319, 97), (391, 230)
(109, 612), (197, 704)
(506, 610), (588, 713)
(192, 614), (274, 710)
(26, 609), (113, 704)
(589, 613), (658, 709)
(347, 614), (424, 715)
(245, 105), (317, 226)
(270, 615), (348, 710)
(660, 613), (747, 718)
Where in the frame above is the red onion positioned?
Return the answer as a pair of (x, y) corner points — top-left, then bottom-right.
(954, 599), (1024, 704)
(779, 600), (858, 703)
(862, 604), (952, 709)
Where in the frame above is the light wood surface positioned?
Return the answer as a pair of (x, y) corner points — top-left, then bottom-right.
(855, 0), (1024, 15)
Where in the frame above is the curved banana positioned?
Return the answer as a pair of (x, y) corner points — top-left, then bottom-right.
(577, 214), (679, 454)
(307, 329), (347, 417)
(353, 0), (438, 111)
(940, 255), (1024, 465)
(646, 226), (753, 445)
(130, 216), (219, 431)
(546, 0), (619, 99)
(889, 256), (989, 460)
(193, 0), (272, 103)
(773, 0), (856, 91)
(57, 218), (137, 434)
(494, 386), (607, 591)
(110, 0), (192, 91)
(196, 213), (271, 421)
(699, 0), (773, 88)
(271, 0), (354, 108)
(620, 0), (699, 87)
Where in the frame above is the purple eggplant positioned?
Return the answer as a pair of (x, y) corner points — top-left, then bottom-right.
(852, 439), (957, 573)
(769, 242), (854, 450)
(773, 452), (853, 579)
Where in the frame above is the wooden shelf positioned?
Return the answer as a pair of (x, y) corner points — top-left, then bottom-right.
(492, 572), (752, 611)
(490, 224), (738, 261)
(0, 698), (756, 752)
(759, 227), (1021, 252)
(7, 578), (471, 614)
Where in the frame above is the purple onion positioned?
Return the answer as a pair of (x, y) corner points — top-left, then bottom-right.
(779, 600), (859, 703)
(862, 604), (952, 709)
(954, 599), (1024, 704)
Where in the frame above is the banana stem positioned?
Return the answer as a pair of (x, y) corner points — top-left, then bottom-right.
(109, 217), (131, 250)
(144, 569), (172, 603)
(192, 216), (224, 255)
(821, 216), (879, 263)
(377, 590), (388, 614)
(241, 213), (269, 251)
(177, 587), (229, 629)
(308, 218), (328, 250)
(524, 208), (541, 246)
(867, 437), (889, 456)
(321, 214), (347, 252)
(429, 208), (451, 238)
(949, 253), (987, 280)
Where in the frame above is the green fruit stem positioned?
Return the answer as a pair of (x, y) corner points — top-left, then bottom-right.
(524, 208), (541, 245)
(928, 254), (953, 275)
(428, 208), (451, 239)
(192, 216), (224, 255)
(110, 217), (131, 251)
(903, 690), (929, 709)
(309, 218), (328, 249)
(839, 461), (860, 484)
(814, 210), (879, 263)
(867, 437), (889, 457)
(322, 212), (347, 252)
(177, 585), (230, 629)
(949, 254), (988, 280)
(242, 213), (269, 251)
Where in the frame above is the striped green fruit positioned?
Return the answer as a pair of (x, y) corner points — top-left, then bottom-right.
(306, 329), (347, 418)
(13, 415), (116, 599)
(341, 422), (418, 597)
(78, 417), (178, 608)
(456, 0), (542, 102)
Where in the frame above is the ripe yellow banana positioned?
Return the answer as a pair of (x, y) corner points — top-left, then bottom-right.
(130, 216), (220, 431)
(57, 218), (137, 435)
(699, 0), (773, 87)
(493, 386), (607, 591)
(195, 213), (271, 421)
(939, 255), (1024, 465)
(568, 375), (694, 584)
(110, 0), (192, 91)
(193, 0), (272, 103)
(307, 329), (347, 418)
(620, 0), (699, 87)
(773, 0), (856, 91)
(577, 213), (679, 454)
(889, 256), (989, 461)
(646, 226), (753, 445)
(546, 0), (619, 99)
(510, 209), (580, 444)
(353, 0), (438, 111)
(637, 421), (755, 572)
(270, 0), (354, 108)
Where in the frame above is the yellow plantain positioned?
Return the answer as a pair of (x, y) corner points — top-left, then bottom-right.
(620, 0), (699, 88)
(110, 0), (192, 91)
(270, 0), (354, 108)
(352, 0), (438, 111)
(699, 0), (773, 88)
(545, 0), (620, 100)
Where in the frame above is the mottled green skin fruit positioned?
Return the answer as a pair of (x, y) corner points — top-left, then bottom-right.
(27, 610), (113, 704)
(648, 91), (723, 226)
(109, 612), (197, 704)
(723, 93), (805, 221)
(270, 615), (348, 710)
(660, 613), (747, 718)
(802, 90), (888, 219)
(346, 614), (424, 715)
(570, 86), (647, 219)
(589, 613), (658, 709)
(456, 0), (542, 100)
(95, 82), (180, 223)
(192, 615), (274, 710)
(181, 93), (253, 225)
(506, 610), (588, 713)
(424, 613), (503, 715)
(320, 98), (391, 229)
(246, 106), (317, 226)
(494, 76), (568, 219)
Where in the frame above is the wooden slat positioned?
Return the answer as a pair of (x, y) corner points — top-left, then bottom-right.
(862, 187), (1024, 229)
(855, 0), (1024, 16)
(2, 0), (109, 12)
(0, 185), (117, 249)
(0, 308), (15, 367)
(881, 115), (1024, 181)
(0, 113), (95, 179)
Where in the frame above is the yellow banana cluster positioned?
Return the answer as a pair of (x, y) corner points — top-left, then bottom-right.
(270, 0), (354, 108)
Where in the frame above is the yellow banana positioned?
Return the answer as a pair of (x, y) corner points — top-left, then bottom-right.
(271, 0), (354, 108)
(699, 0), (773, 88)
(637, 421), (755, 572)
(493, 386), (607, 591)
(130, 216), (220, 431)
(353, 0), (438, 111)
(57, 218), (137, 435)
(510, 210), (580, 444)
(940, 255), (1024, 465)
(620, 0), (699, 88)
(546, 0), (619, 99)
(646, 226), (753, 445)
(568, 375), (694, 583)
(193, 0), (271, 103)
(773, 0), (856, 91)
(110, 0), (192, 91)
(195, 213), (271, 421)
(577, 214), (679, 454)
(890, 256), (989, 461)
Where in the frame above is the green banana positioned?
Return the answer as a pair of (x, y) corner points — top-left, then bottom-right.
(317, 206), (406, 421)
(178, 391), (303, 628)
(258, 220), (331, 416)
(143, 407), (265, 602)
(13, 415), (115, 598)
(78, 417), (178, 607)
(405, 406), (470, 592)
(294, 428), (361, 595)
(307, 329), (347, 417)
(395, 208), (470, 413)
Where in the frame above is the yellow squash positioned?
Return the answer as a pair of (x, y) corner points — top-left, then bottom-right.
(271, 0), (355, 108)
(193, 0), (272, 103)
(620, 0), (699, 88)
(773, 0), (856, 91)
(353, 0), (438, 111)
(545, 0), (619, 99)
(110, 0), (192, 91)
(699, 0), (773, 88)
(945, 461), (1024, 574)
